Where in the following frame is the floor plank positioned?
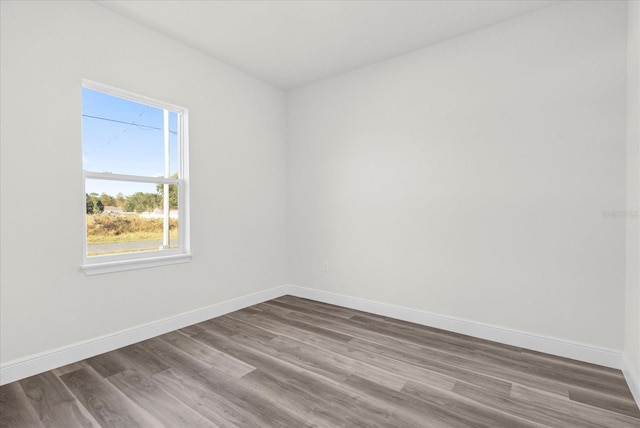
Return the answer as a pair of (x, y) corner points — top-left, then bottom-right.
(59, 366), (162, 428)
(510, 384), (640, 428)
(85, 344), (168, 379)
(568, 386), (640, 419)
(0, 382), (45, 428)
(158, 331), (255, 378)
(1, 296), (638, 428)
(107, 369), (218, 428)
(19, 371), (99, 428)
(152, 367), (263, 428)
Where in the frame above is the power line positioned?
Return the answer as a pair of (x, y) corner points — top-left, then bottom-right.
(82, 114), (177, 134)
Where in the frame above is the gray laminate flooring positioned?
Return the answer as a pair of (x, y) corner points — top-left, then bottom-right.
(1, 296), (639, 427)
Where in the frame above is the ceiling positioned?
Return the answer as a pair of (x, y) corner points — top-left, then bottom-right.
(97, 0), (560, 90)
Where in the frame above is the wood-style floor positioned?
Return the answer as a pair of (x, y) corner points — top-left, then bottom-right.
(1, 296), (639, 428)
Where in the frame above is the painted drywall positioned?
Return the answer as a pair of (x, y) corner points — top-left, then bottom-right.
(626, 0), (640, 387)
(0, 1), (287, 364)
(287, 0), (627, 350)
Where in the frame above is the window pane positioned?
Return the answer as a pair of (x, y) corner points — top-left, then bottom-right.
(85, 179), (179, 257)
(82, 88), (179, 177)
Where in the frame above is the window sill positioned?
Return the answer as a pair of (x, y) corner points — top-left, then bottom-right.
(81, 253), (191, 275)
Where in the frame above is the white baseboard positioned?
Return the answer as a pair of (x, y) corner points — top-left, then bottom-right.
(286, 285), (623, 370)
(0, 285), (290, 386)
(622, 357), (640, 410)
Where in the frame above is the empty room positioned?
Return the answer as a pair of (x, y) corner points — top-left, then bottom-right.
(1, 0), (639, 426)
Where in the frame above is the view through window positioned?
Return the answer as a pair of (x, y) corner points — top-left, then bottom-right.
(82, 82), (188, 269)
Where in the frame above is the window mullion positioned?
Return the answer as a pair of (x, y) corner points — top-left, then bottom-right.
(84, 171), (179, 185)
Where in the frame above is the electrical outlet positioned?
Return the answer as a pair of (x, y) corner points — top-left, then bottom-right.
(322, 261), (329, 273)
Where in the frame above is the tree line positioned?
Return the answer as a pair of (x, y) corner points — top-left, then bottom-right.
(86, 182), (178, 214)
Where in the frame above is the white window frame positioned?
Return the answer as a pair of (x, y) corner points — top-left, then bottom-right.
(80, 80), (191, 275)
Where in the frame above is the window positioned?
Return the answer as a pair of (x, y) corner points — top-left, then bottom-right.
(81, 80), (190, 275)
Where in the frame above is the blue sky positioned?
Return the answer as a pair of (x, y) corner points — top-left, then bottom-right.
(82, 88), (178, 197)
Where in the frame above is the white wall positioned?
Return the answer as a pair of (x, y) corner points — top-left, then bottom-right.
(0, 1), (287, 364)
(287, 1), (628, 350)
(625, 0), (640, 392)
